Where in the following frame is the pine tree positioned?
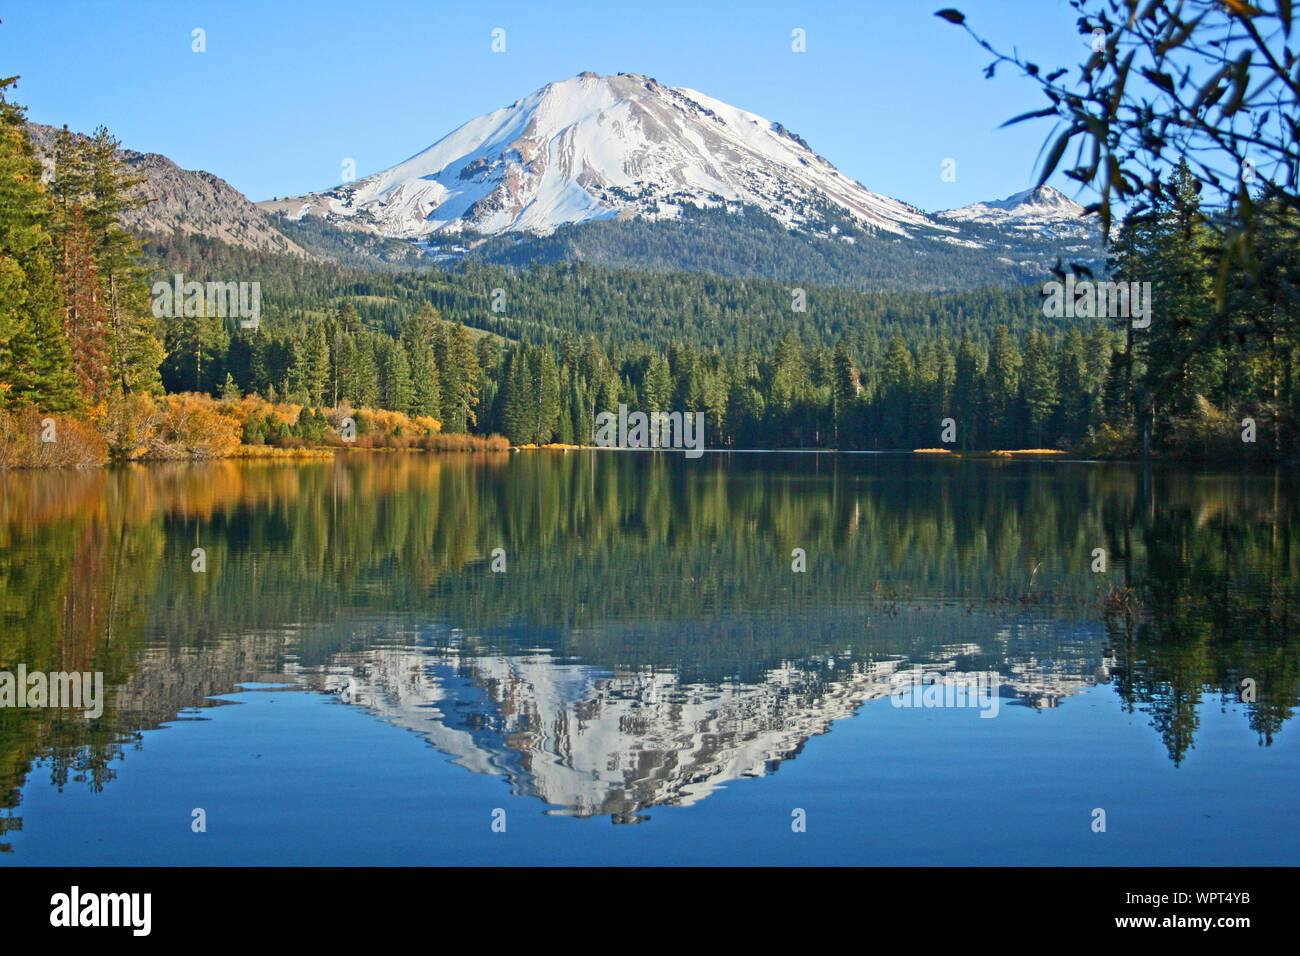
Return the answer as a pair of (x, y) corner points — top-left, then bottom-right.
(1082, 328), (1114, 427)
(432, 324), (457, 426)
(1021, 328), (1058, 447)
(377, 337), (413, 413)
(569, 378), (589, 444)
(162, 297), (229, 394)
(879, 333), (913, 447)
(986, 326), (1021, 448)
(27, 290), (81, 411)
(952, 333), (983, 450)
(500, 347), (532, 444)
(437, 323), (481, 432)
(80, 126), (163, 396)
(915, 341), (943, 443)
(57, 205), (111, 404)
(642, 356), (673, 413)
(1137, 161), (1215, 449)
(401, 307), (442, 419)
(0, 79), (79, 411)
(532, 348), (561, 443)
(294, 322), (330, 406)
(334, 334), (356, 405)
(337, 301), (361, 334)
(769, 334), (806, 415)
(1054, 328), (1090, 444)
(336, 332), (378, 408)
(670, 341), (703, 411)
(831, 340), (860, 443)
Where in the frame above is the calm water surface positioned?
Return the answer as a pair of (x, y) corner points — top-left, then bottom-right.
(1, 451), (1296, 864)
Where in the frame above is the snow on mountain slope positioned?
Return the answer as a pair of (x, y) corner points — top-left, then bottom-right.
(259, 71), (941, 240)
(937, 184), (1093, 237)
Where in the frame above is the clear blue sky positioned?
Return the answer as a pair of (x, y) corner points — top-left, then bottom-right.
(1, 0), (1096, 212)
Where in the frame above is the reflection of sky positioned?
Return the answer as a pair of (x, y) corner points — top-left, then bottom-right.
(7, 675), (1295, 866)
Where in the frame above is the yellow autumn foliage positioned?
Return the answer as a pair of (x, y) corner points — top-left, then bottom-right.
(0, 407), (109, 468)
(146, 394), (243, 460)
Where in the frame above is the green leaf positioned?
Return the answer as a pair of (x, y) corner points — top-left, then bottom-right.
(1037, 127), (1074, 186)
(1214, 248), (1232, 312)
(1221, 50), (1254, 116)
(1140, 68), (1175, 93)
(999, 106), (1060, 128)
(1110, 49), (1136, 119)
(1192, 63), (1232, 112)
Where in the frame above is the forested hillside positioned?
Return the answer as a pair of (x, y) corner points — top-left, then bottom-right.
(423, 201), (1103, 294)
(141, 228), (1063, 353)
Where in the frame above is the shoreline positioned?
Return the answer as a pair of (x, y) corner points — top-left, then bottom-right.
(1, 444), (1276, 470)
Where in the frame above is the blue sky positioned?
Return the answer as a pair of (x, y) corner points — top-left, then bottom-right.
(1, 0), (1096, 212)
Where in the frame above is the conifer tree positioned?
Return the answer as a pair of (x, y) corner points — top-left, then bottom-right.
(951, 333), (982, 450)
(437, 323), (481, 432)
(58, 205), (110, 403)
(642, 356), (673, 413)
(376, 337), (413, 413)
(401, 307), (442, 419)
(0, 78), (79, 411)
(1021, 328), (1058, 447)
(532, 348), (562, 444)
(879, 332), (913, 447)
(831, 340), (859, 443)
(986, 327), (1021, 448)
(80, 126), (162, 396)
(293, 322), (330, 406)
(500, 347), (532, 444)
(1054, 327), (1089, 445)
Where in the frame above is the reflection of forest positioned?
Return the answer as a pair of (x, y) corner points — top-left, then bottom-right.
(1, 453), (1297, 840)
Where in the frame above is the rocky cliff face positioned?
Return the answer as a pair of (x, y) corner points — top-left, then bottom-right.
(26, 122), (313, 258)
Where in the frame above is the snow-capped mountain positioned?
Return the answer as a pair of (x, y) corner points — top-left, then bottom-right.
(937, 184), (1092, 237)
(259, 71), (942, 240)
(29, 74), (1100, 287)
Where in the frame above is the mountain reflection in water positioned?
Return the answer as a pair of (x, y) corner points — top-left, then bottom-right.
(310, 628), (1113, 822)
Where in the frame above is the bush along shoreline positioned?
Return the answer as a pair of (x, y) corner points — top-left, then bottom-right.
(0, 394), (509, 468)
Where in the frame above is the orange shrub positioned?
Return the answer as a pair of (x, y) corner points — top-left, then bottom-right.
(3, 389), (502, 467)
(98, 392), (160, 461)
(143, 393), (242, 460)
(416, 433), (510, 452)
(0, 407), (109, 468)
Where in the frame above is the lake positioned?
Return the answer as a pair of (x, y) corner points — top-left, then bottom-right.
(1, 451), (1297, 865)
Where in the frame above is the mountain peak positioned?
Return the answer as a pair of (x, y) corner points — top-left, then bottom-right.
(938, 184), (1086, 221)
(987, 184), (1080, 213)
(257, 73), (935, 240)
(934, 183), (1092, 243)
